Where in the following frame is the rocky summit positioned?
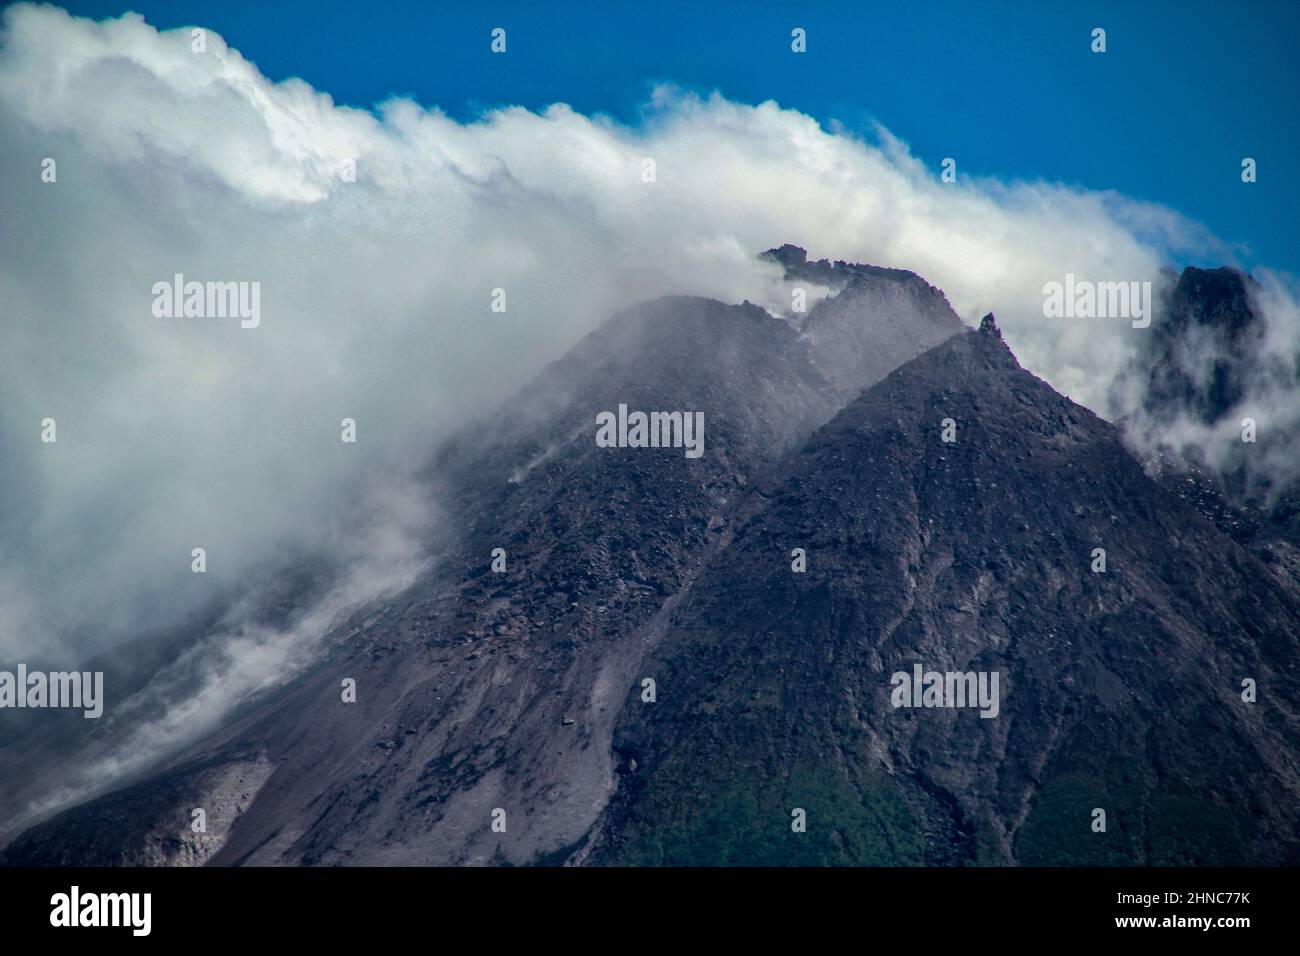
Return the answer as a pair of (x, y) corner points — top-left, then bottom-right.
(592, 318), (1300, 865)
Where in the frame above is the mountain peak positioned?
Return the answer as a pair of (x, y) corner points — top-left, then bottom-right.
(598, 298), (1300, 867)
(1167, 265), (1258, 340)
(1132, 264), (1264, 428)
(1177, 263), (1251, 293)
(760, 243), (937, 292)
(978, 312), (1001, 338)
(763, 243), (808, 270)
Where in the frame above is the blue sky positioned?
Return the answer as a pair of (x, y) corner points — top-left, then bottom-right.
(55, 0), (1300, 273)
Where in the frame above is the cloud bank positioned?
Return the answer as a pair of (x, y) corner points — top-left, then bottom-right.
(0, 3), (1294, 824)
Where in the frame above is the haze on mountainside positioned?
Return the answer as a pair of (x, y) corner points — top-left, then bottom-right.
(2, 4), (1298, 867)
(5, 248), (1299, 866)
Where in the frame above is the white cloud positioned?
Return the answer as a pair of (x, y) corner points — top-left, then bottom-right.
(0, 3), (1293, 818)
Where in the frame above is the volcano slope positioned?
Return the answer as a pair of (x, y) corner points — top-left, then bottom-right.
(2, 259), (964, 866)
(589, 317), (1300, 866)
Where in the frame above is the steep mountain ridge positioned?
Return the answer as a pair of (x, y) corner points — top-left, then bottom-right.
(9, 261), (1295, 869)
(591, 318), (1300, 865)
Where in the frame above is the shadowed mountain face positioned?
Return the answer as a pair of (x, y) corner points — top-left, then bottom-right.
(1, 260), (964, 866)
(1139, 266), (1266, 427)
(1123, 266), (1300, 599)
(6, 258), (1297, 868)
(590, 320), (1300, 865)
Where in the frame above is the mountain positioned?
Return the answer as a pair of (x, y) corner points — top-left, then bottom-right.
(7, 257), (1297, 868)
(1, 255), (964, 865)
(589, 317), (1300, 865)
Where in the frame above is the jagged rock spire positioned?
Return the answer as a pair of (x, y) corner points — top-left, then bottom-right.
(978, 312), (1001, 338)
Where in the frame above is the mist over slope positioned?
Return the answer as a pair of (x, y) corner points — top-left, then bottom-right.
(1115, 266), (1300, 599)
(2, 2), (1299, 866)
(7, 262), (1300, 867)
(1, 265), (964, 862)
(0, 1), (1266, 678)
